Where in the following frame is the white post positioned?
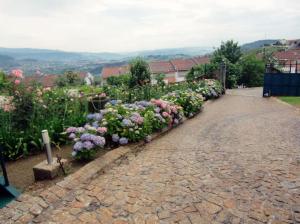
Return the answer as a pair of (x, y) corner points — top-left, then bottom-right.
(42, 130), (53, 165)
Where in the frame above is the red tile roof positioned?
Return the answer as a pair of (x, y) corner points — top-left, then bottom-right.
(149, 61), (175, 74)
(273, 50), (300, 61)
(42, 74), (59, 87)
(170, 58), (197, 71)
(102, 66), (129, 79)
(23, 73), (87, 87)
(192, 56), (210, 65)
(101, 56), (212, 79)
(23, 75), (42, 86)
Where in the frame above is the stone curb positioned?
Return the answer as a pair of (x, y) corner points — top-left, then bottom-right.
(0, 99), (215, 223)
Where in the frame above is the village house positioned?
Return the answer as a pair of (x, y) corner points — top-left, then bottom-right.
(273, 49), (300, 73)
(23, 72), (90, 87)
(101, 56), (210, 84)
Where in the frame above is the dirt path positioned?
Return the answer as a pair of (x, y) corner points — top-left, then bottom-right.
(2, 88), (300, 223)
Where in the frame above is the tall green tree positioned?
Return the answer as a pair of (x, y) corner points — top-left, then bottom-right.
(129, 58), (151, 88)
(212, 40), (242, 88)
(212, 40), (242, 64)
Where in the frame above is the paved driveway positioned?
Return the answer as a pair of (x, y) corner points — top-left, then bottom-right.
(2, 88), (300, 223)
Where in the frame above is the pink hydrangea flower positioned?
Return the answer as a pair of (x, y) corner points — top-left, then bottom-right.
(161, 102), (167, 109)
(3, 104), (12, 112)
(11, 69), (23, 79)
(97, 127), (107, 134)
(99, 93), (106, 98)
(162, 112), (169, 117)
(14, 79), (21, 85)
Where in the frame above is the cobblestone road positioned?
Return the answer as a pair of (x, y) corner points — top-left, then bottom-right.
(2, 89), (300, 223)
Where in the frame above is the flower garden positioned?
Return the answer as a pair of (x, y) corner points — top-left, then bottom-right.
(65, 80), (223, 160)
(0, 69), (223, 161)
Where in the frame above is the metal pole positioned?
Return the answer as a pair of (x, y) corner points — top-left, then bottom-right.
(42, 130), (53, 164)
(0, 145), (9, 186)
(223, 62), (226, 90)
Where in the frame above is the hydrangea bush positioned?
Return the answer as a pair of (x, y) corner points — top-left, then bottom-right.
(194, 79), (223, 100)
(67, 99), (184, 160)
(66, 126), (105, 160)
(162, 90), (204, 117)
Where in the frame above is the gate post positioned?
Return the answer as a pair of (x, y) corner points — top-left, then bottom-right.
(0, 145), (9, 186)
(219, 59), (226, 90)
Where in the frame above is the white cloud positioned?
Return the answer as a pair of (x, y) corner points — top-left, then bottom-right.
(0, 0), (299, 52)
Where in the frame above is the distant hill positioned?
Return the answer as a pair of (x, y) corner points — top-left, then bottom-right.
(241, 40), (278, 51)
(0, 46), (212, 62)
(0, 46), (213, 74)
(0, 47), (87, 61)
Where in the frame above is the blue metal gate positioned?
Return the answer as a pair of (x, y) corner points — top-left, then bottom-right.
(263, 62), (300, 96)
(0, 146), (20, 208)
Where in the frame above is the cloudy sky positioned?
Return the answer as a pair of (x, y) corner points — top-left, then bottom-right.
(0, 0), (299, 52)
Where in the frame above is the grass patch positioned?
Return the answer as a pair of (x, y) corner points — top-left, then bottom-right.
(278, 96), (300, 106)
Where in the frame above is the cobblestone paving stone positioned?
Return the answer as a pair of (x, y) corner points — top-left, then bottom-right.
(1, 88), (300, 223)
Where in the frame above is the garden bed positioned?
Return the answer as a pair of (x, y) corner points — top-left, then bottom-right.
(5, 144), (111, 192)
(1, 77), (224, 194)
(4, 95), (221, 195)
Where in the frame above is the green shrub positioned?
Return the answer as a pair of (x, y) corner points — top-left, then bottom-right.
(107, 74), (130, 86)
(0, 85), (88, 159)
(129, 58), (151, 88)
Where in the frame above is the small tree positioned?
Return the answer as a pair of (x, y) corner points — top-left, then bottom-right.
(226, 62), (241, 88)
(55, 71), (81, 87)
(129, 58), (151, 88)
(239, 54), (265, 87)
(187, 65), (207, 82)
(0, 71), (8, 92)
(187, 63), (217, 82)
(155, 73), (166, 86)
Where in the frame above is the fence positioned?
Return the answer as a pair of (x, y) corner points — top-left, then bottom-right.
(263, 61), (300, 96)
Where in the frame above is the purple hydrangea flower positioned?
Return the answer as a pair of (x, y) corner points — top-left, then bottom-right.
(112, 134), (120, 143)
(92, 121), (99, 128)
(122, 119), (133, 127)
(110, 100), (118, 105)
(73, 141), (83, 151)
(119, 137), (128, 145)
(130, 113), (144, 124)
(83, 141), (94, 150)
(91, 135), (106, 147)
(80, 133), (92, 141)
(69, 133), (76, 139)
(66, 127), (77, 133)
(94, 113), (103, 121)
(87, 114), (95, 120)
(137, 101), (152, 107)
(154, 107), (161, 113)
